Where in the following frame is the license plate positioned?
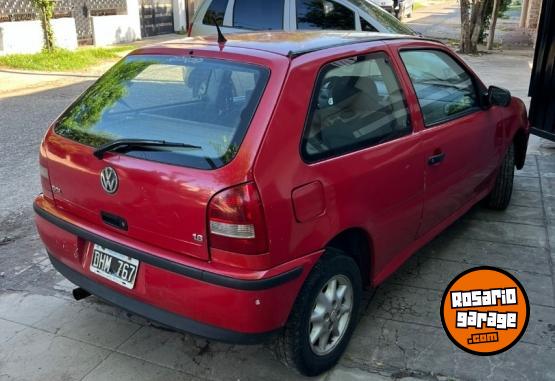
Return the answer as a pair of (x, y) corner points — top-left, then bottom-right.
(90, 244), (139, 289)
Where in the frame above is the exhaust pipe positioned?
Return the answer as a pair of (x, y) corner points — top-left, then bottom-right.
(72, 287), (91, 301)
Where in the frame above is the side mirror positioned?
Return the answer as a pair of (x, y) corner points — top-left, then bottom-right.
(487, 86), (512, 107)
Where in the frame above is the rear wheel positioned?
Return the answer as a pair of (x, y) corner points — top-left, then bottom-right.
(276, 252), (362, 376)
(485, 143), (515, 210)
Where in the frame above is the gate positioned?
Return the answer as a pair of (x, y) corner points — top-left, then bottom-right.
(529, 0), (555, 141)
(140, 0), (174, 37)
(73, 0), (94, 44)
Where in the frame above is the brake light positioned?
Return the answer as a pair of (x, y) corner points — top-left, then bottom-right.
(39, 143), (54, 201)
(208, 183), (269, 255)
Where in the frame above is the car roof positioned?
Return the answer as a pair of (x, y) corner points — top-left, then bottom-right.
(144, 31), (433, 58)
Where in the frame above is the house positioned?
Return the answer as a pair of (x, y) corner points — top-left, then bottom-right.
(0, 0), (202, 55)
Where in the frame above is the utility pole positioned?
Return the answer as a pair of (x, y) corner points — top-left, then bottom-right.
(487, 0), (500, 50)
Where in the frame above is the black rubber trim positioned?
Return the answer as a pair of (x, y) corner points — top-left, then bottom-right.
(287, 36), (443, 58)
(531, 126), (555, 141)
(34, 202), (302, 291)
(48, 253), (278, 344)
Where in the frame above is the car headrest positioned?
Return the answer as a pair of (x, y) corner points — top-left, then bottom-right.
(355, 77), (379, 100)
(317, 76), (360, 109)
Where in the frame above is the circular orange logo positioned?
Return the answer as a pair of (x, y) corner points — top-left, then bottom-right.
(441, 267), (529, 355)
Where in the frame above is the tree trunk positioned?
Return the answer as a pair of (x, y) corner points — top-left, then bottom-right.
(459, 0), (487, 54)
(460, 0), (473, 53)
(487, 0), (500, 50)
(40, 11), (52, 52)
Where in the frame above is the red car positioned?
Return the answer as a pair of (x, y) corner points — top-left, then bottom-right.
(34, 31), (529, 375)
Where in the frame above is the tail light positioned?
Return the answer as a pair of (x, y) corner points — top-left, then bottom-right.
(39, 143), (54, 201)
(208, 182), (269, 255)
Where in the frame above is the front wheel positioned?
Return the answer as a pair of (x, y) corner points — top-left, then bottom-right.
(275, 252), (362, 376)
(485, 143), (515, 210)
(406, 4), (413, 18)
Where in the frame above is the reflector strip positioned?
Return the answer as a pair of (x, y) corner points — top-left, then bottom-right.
(210, 221), (255, 239)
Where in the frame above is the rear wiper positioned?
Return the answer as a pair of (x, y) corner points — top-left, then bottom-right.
(93, 139), (202, 159)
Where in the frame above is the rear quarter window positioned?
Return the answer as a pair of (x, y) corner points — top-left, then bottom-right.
(233, 0), (284, 30)
(296, 0), (355, 30)
(202, 0), (229, 25)
(54, 55), (269, 170)
(301, 53), (412, 162)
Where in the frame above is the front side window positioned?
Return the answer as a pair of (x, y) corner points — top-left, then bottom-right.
(202, 0), (229, 26)
(54, 56), (269, 169)
(400, 50), (481, 126)
(233, 0), (284, 30)
(296, 0), (355, 30)
(302, 53), (411, 162)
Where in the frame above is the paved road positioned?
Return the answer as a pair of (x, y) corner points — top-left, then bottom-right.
(406, 0), (462, 40)
(405, 0), (533, 47)
(1, 51), (554, 380)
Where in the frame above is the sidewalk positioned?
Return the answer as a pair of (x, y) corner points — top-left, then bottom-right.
(0, 34), (184, 99)
(406, 0), (533, 48)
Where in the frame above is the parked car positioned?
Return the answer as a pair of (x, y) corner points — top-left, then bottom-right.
(35, 31), (530, 376)
(189, 0), (416, 36)
(374, 0), (414, 19)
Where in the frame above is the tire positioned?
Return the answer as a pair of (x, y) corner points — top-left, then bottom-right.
(397, 7), (404, 21)
(275, 251), (362, 376)
(485, 143), (515, 210)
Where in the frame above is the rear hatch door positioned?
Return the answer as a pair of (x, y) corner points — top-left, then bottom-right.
(44, 53), (271, 261)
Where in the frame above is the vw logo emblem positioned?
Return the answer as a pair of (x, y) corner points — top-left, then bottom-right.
(100, 167), (119, 194)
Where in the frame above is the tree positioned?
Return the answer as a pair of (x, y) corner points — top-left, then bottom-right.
(460, 0), (487, 53)
(32, 0), (56, 52)
(486, 0), (500, 50)
(480, 0), (512, 45)
(460, 0), (512, 54)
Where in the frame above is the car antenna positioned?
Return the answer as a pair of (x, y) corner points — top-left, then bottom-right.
(212, 17), (227, 44)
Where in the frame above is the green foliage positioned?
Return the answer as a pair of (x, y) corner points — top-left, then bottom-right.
(210, 135), (239, 163)
(31, 0), (55, 51)
(0, 46), (133, 71)
(55, 60), (154, 145)
(479, 0), (512, 43)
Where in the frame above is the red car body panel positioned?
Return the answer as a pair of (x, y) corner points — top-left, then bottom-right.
(34, 32), (530, 340)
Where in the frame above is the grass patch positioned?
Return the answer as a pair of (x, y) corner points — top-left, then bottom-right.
(413, 1), (426, 10)
(0, 45), (134, 72)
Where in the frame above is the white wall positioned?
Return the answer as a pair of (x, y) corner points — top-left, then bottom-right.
(91, 0), (141, 46)
(0, 18), (77, 56)
(92, 15), (141, 46)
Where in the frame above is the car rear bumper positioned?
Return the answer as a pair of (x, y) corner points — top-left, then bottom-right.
(34, 195), (321, 343)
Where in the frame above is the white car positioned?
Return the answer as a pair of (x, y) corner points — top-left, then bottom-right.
(373, 0), (414, 20)
(189, 0), (416, 37)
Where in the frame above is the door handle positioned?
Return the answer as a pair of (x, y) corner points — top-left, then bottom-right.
(428, 152), (446, 166)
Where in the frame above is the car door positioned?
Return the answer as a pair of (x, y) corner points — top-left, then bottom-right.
(398, 48), (499, 237)
(297, 51), (426, 279)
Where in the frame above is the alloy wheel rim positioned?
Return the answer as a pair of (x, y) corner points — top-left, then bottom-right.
(308, 274), (353, 356)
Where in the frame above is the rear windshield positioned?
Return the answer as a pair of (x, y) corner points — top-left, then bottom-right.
(54, 55), (270, 169)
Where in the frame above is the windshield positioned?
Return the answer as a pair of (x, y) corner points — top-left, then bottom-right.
(54, 55), (270, 169)
(350, 0), (416, 35)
